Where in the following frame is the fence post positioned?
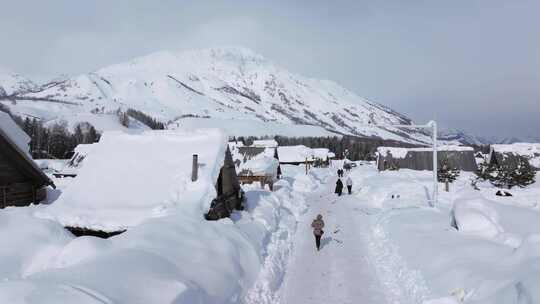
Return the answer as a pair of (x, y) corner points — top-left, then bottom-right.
(192, 154), (198, 182)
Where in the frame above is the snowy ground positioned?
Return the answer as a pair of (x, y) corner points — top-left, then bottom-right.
(0, 162), (324, 303)
(277, 163), (540, 304)
(1, 160), (540, 303)
(279, 175), (387, 304)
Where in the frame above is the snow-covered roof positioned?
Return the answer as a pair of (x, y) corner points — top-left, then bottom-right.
(490, 143), (540, 157)
(277, 145), (333, 163)
(377, 145), (474, 159)
(41, 129), (228, 231)
(238, 156), (279, 177)
(0, 111), (31, 156)
(312, 148), (332, 159)
(231, 145), (278, 176)
(252, 139), (278, 148)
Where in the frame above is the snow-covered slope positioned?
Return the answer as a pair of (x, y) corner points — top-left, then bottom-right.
(1, 47), (435, 143)
(497, 135), (540, 144)
(0, 70), (38, 97)
(438, 129), (491, 146)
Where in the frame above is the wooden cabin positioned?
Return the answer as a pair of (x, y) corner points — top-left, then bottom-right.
(42, 129), (242, 237)
(0, 112), (55, 207)
(206, 146), (244, 220)
(277, 145), (334, 166)
(231, 145), (280, 190)
(377, 146), (478, 172)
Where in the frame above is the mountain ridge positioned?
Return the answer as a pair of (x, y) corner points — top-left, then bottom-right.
(0, 47), (471, 145)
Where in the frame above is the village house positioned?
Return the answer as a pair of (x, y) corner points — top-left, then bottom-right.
(0, 112), (55, 208)
(229, 141), (280, 190)
(376, 145), (478, 171)
(41, 129), (243, 236)
(277, 145), (334, 166)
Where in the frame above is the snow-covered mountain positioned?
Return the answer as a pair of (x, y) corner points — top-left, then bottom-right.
(438, 129), (491, 146)
(1, 47), (437, 143)
(496, 135), (540, 144)
(0, 70), (39, 97)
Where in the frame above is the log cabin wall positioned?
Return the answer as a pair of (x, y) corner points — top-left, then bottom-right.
(0, 131), (51, 208)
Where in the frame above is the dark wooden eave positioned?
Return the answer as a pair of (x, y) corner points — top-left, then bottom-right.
(0, 127), (55, 189)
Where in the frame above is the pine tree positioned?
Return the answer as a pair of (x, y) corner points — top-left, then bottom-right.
(475, 157), (536, 189)
(438, 159), (460, 183)
(509, 157), (536, 188)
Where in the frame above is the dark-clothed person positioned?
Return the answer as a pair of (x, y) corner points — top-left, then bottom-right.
(335, 178), (344, 196)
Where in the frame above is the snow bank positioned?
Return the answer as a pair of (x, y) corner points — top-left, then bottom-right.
(0, 208), (73, 279)
(39, 129), (228, 231)
(353, 164), (540, 304)
(0, 111), (31, 156)
(453, 197), (504, 239)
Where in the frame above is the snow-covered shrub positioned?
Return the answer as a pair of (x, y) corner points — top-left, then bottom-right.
(438, 159), (460, 183)
(475, 158), (535, 189)
(509, 157), (536, 188)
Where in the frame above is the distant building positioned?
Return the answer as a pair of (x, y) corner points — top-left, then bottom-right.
(251, 139), (278, 149)
(230, 141), (280, 190)
(376, 146), (478, 171)
(488, 143), (540, 170)
(0, 112), (55, 207)
(277, 145), (334, 166)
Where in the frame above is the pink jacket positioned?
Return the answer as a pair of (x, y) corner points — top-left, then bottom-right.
(311, 217), (325, 236)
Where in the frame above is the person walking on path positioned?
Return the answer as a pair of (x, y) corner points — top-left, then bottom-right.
(346, 176), (353, 195)
(311, 214), (325, 251)
(335, 178), (344, 196)
(336, 169), (341, 177)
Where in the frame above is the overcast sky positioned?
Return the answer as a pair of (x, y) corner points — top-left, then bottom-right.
(1, 0), (539, 138)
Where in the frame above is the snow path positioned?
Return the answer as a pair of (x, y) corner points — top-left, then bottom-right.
(279, 175), (389, 304)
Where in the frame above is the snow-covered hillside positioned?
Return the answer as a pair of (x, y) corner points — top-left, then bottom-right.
(0, 70), (38, 96)
(1, 47), (437, 143)
(497, 135), (540, 144)
(438, 129), (491, 146)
